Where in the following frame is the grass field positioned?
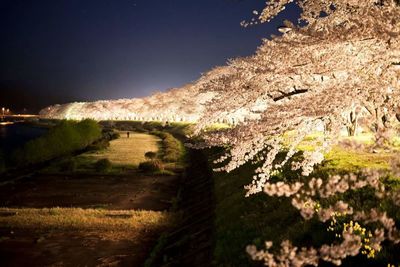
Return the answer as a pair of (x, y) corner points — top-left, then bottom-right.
(81, 131), (160, 166)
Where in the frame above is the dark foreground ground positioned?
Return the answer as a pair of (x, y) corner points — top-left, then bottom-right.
(0, 172), (180, 267)
(0, 173), (178, 210)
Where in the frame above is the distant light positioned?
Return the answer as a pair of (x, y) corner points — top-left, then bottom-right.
(0, 122), (14, 126)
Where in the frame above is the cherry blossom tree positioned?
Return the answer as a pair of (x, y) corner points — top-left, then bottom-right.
(191, 1), (400, 265)
(193, 0), (400, 190)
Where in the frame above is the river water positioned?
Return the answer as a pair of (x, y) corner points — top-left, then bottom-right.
(0, 122), (47, 155)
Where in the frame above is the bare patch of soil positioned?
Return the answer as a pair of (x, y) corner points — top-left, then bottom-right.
(0, 173), (179, 210)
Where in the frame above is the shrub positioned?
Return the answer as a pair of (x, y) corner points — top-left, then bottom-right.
(141, 122), (163, 132)
(162, 134), (183, 162)
(101, 129), (120, 141)
(74, 119), (103, 147)
(12, 120), (102, 166)
(110, 131), (120, 140)
(151, 131), (168, 139)
(151, 131), (183, 162)
(145, 151), (157, 160)
(87, 139), (110, 151)
(94, 159), (112, 172)
(59, 159), (77, 172)
(139, 160), (164, 172)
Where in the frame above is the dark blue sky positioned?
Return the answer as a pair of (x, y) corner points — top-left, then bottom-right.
(0, 0), (300, 111)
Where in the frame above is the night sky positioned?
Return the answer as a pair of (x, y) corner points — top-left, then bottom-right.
(0, 0), (300, 112)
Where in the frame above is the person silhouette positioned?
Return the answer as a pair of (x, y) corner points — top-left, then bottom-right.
(127, 132), (130, 138)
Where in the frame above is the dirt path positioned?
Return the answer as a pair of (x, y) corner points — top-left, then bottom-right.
(0, 171), (180, 267)
(0, 228), (161, 267)
(147, 148), (214, 267)
(0, 173), (179, 211)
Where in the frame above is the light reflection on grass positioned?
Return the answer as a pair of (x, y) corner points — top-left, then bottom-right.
(0, 207), (175, 240)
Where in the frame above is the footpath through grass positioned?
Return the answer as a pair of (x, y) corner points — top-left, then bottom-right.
(79, 131), (160, 166)
(44, 131), (162, 174)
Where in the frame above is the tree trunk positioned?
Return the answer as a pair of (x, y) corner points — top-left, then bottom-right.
(373, 108), (385, 133)
(346, 110), (358, 136)
(323, 119), (332, 134)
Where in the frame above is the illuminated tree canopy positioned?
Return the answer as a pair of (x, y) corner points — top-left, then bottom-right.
(190, 1), (400, 266)
(194, 0), (400, 190)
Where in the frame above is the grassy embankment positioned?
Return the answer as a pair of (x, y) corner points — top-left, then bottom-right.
(212, 133), (400, 267)
(8, 119), (102, 168)
(0, 120), (102, 175)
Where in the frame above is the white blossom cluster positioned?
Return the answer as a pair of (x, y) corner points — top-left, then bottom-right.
(246, 229), (363, 267)
(291, 150), (325, 176)
(391, 189), (400, 206)
(249, 168), (400, 266)
(263, 170), (385, 219)
(247, 213), (396, 266)
(247, 225), (393, 266)
(354, 209), (400, 243)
